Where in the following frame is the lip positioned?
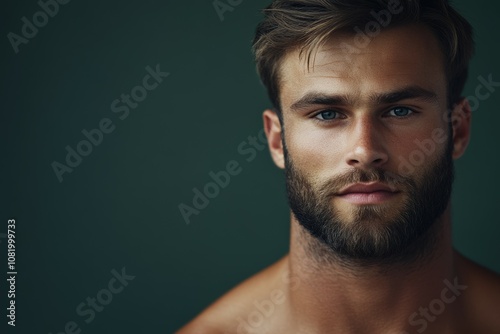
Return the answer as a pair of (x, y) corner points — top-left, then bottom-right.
(336, 183), (400, 205)
(338, 182), (397, 195)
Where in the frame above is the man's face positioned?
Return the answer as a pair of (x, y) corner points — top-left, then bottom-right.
(278, 24), (454, 263)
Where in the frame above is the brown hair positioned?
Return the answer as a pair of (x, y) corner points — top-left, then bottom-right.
(253, 0), (474, 111)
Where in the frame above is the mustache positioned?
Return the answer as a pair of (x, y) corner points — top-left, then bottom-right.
(317, 168), (412, 196)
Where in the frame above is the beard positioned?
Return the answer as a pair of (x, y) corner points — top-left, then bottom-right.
(284, 135), (454, 266)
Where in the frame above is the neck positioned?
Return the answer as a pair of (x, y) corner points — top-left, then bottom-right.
(285, 204), (461, 333)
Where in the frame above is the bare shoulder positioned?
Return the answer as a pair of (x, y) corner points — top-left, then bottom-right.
(456, 252), (500, 332)
(176, 256), (290, 334)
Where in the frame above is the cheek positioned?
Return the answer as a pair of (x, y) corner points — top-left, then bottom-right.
(284, 113), (450, 177)
(393, 123), (450, 174)
(285, 121), (344, 178)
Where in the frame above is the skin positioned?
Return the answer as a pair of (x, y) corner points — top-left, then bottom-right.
(177, 24), (500, 334)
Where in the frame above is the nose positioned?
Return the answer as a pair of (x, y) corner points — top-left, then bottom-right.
(345, 118), (389, 169)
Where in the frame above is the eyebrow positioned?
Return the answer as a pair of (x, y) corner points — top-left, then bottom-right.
(373, 86), (438, 105)
(289, 86), (439, 111)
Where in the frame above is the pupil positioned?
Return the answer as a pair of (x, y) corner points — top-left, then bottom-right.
(395, 108), (408, 116)
(323, 111), (335, 119)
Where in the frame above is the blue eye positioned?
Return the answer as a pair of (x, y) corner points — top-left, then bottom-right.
(315, 110), (339, 120)
(388, 107), (413, 117)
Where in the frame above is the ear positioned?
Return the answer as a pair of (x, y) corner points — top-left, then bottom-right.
(263, 109), (285, 169)
(450, 98), (472, 159)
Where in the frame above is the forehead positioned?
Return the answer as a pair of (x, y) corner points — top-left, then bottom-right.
(279, 24), (447, 108)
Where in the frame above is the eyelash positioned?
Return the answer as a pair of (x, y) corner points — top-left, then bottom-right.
(312, 106), (416, 123)
(313, 110), (344, 122)
(385, 107), (415, 118)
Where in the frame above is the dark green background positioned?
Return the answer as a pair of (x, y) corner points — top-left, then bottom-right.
(1, 0), (499, 332)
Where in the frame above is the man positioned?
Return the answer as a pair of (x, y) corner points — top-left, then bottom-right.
(179, 0), (500, 333)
